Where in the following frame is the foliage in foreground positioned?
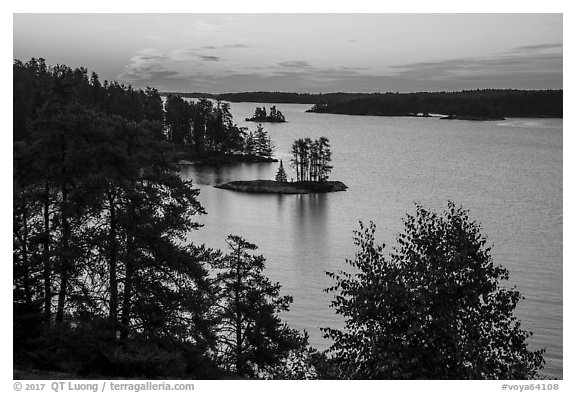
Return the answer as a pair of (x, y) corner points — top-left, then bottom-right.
(14, 318), (226, 379)
(323, 202), (545, 379)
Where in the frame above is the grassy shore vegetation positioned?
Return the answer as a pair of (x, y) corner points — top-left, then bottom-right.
(14, 58), (545, 379)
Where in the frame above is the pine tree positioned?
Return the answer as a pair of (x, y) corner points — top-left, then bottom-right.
(244, 131), (256, 156)
(275, 160), (288, 183)
(212, 235), (304, 377)
(254, 124), (274, 158)
(14, 59), (214, 345)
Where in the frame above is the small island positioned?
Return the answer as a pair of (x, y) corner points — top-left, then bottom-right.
(215, 180), (347, 194)
(215, 137), (347, 194)
(245, 106), (286, 122)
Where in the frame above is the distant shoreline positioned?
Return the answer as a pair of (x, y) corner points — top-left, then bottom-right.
(305, 112), (510, 121)
(439, 114), (506, 121)
(161, 89), (562, 119)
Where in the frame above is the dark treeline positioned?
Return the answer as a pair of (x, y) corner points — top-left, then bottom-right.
(161, 91), (368, 104)
(14, 60), (165, 143)
(13, 58), (308, 379)
(15, 58), (273, 162)
(161, 90), (563, 119)
(307, 89), (563, 118)
(161, 92), (218, 100)
(163, 95), (274, 161)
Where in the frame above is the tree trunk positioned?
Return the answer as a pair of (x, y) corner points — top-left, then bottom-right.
(120, 197), (135, 342)
(56, 135), (69, 324)
(43, 181), (51, 324)
(108, 189), (118, 335)
(235, 245), (243, 376)
(55, 180), (69, 323)
(120, 252), (133, 341)
(120, 134), (136, 342)
(21, 207), (32, 305)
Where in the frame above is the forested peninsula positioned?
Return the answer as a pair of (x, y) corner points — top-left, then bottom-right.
(306, 90), (562, 119)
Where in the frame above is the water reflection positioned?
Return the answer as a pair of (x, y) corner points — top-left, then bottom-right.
(181, 162), (277, 186)
(294, 193), (328, 245)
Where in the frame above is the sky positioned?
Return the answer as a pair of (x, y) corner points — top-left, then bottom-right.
(13, 13), (563, 93)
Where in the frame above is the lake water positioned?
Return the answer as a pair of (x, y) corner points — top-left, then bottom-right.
(180, 102), (562, 379)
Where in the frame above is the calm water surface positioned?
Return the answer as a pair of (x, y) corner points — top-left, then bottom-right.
(180, 102), (562, 379)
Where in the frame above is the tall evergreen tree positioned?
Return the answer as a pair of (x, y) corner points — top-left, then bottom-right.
(27, 104), (113, 323)
(275, 160), (288, 183)
(254, 124), (274, 158)
(13, 58), (216, 350)
(212, 235), (304, 377)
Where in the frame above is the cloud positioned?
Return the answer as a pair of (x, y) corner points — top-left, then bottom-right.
(186, 50), (561, 93)
(166, 49), (225, 63)
(186, 64), (372, 93)
(200, 44), (251, 50)
(513, 43), (563, 52)
(272, 67), (361, 80)
(199, 55), (221, 62)
(387, 44), (562, 85)
(118, 49), (172, 82)
(119, 47), (229, 84)
(244, 61), (364, 82)
(341, 66), (370, 71)
(118, 42), (562, 93)
(277, 61), (312, 68)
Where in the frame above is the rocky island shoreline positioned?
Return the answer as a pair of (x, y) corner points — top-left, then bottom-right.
(214, 180), (348, 194)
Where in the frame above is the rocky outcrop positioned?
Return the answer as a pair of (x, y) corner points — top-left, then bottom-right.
(214, 180), (348, 194)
